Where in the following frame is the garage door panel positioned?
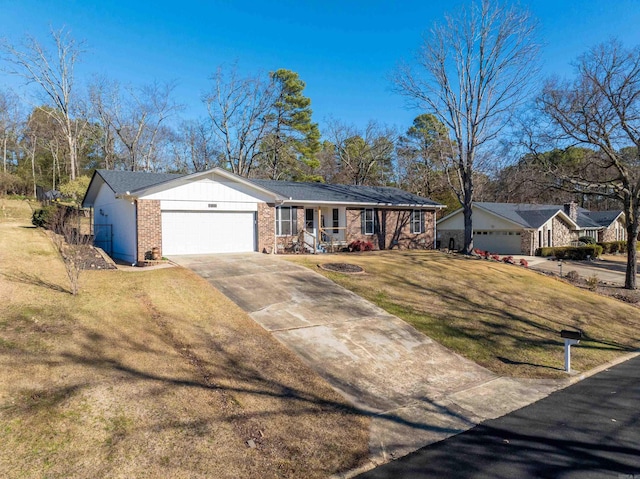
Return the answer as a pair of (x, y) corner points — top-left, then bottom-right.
(474, 231), (521, 255)
(162, 211), (256, 255)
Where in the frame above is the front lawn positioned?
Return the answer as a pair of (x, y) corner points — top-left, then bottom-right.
(0, 199), (369, 478)
(286, 251), (640, 378)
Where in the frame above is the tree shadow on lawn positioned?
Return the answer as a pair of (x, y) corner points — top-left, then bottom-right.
(1, 270), (71, 294)
(0, 271), (71, 294)
(0, 319), (481, 469)
(372, 270), (638, 371)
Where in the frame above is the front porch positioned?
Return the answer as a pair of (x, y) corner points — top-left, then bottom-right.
(276, 205), (349, 254)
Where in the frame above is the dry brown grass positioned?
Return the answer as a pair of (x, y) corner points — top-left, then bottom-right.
(0, 200), (369, 478)
(286, 251), (640, 379)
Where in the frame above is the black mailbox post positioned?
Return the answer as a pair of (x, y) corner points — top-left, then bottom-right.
(560, 330), (582, 372)
(560, 330), (583, 341)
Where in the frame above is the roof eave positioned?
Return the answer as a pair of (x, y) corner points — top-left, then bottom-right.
(281, 199), (443, 208)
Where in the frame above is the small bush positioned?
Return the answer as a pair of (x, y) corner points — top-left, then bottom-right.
(565, 270), (580, 281)
(32, 206), (57, 227)
(519, 258), (529, 267)
(502, 256), (515, 264)
(578, 236), (596, 245)
(586, 274), (599, 291)
(490, 254), (500, 261)
(348, 240), (374, 252)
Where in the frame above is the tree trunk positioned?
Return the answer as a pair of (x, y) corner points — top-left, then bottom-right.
(462, 168), (474, 254)
(67, 133), (77, 180)
(2, 136), (6, 173)
(625, 221), (638, 290)
(31, 136), (37, 199)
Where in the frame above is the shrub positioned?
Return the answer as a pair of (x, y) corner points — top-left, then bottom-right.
(519, 258), (529, 267)
(578, 236), (596, 245)
(348, 240), (374, 252)
(598, 241), (626, 254)
(59, 176), (91, 204)
(586, 274), (599, 291)
(536, 247), (555, 257)
(32, 205), (57, 227)
(565, 270), (580, 281)
(490, 254), (500, 261)
(535, 245), (602, 260)
(0, 172), (29, 196)
(502, 256), (515, 264)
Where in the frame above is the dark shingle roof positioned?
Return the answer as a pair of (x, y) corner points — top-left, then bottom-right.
(250, 179), (441, 206)
(97, 169), (181, 194)
(474, 202), (603, 229)
(86, 169), (442, 207)
(583, 210), (623, 228)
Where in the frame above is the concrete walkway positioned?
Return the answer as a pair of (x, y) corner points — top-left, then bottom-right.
(171, 253), (567, 463)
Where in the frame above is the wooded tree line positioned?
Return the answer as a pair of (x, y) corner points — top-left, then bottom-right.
(1, 6), (640, 288)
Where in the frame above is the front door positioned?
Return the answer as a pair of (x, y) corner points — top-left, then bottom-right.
(304, 208), (316, 247)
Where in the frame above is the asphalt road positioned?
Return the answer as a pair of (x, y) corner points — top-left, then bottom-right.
(358, 355), (640, 479)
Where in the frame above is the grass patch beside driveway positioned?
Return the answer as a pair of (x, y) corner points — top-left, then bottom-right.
(286, 251), (640, 379)
(0, 200), (369, 478)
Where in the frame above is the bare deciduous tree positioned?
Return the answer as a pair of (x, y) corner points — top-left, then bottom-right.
(393, 0), (539, 253)
(326, 120), (396, 186)
(537, 40), (640, 289)
(90, 78), (181, 171)
(204, 66), (276, 177)
(1, 27), (86, 180)
(0, 90), (23, 174)
(171, 119), (219, 172)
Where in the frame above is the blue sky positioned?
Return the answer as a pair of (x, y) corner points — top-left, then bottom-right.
(2, 0), (640, 133)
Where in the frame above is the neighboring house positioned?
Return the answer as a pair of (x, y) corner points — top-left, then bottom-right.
(82, 168), (444, 264)
(437, 202), (626, 255)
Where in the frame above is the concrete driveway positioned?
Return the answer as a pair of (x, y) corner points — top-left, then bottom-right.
(515, 255), (634, 285)
(171, 253), (566, 463)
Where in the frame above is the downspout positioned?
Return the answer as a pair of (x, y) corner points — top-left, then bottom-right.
(433, 209), (437, 250)
(133, 198), (138, 266)
(273, 199), (286, 254)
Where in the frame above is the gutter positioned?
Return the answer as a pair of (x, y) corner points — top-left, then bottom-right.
(279, 199), (445, 208)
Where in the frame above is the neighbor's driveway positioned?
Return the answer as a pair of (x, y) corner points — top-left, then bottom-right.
(171, 253), (564, 462)
(517, 255), (634, 286)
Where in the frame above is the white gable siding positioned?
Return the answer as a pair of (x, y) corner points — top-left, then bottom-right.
(141, 177), (268, 211)
(438, 208), (522, 231)
(93, 183), (137, 263)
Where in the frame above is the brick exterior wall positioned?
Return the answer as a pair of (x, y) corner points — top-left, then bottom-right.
(275, 206), (305, 252)
(552, 217), (577, 247)
(257, 203), (276, 253)
(136, 199), (162, 264)
(437, 229), (465, 251)
(521, 230), (536, 255)
(599, 218), (626, 242)
(345, 208), (436, 250)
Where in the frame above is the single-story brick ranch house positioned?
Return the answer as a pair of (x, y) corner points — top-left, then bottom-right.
(81, 168), (444, 264)
(437, 202), (626, 255)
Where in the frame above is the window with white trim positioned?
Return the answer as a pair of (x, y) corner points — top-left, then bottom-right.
(332, 208), (339, 234)
(362, 209), (375, 235)
(411, 210), (425, 234)
(276, 207), (297, 236)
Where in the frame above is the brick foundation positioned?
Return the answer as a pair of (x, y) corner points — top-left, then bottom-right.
(437, 229), (465, 251)
(136, 199), (162, 264)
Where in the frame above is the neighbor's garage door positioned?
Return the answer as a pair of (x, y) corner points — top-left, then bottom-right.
(161, 211), (256, 255)
(473, 231), (521, 254)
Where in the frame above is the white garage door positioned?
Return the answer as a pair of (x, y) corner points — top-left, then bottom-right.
(473, 231), (521, 254)
(162, 211), (256, 255)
